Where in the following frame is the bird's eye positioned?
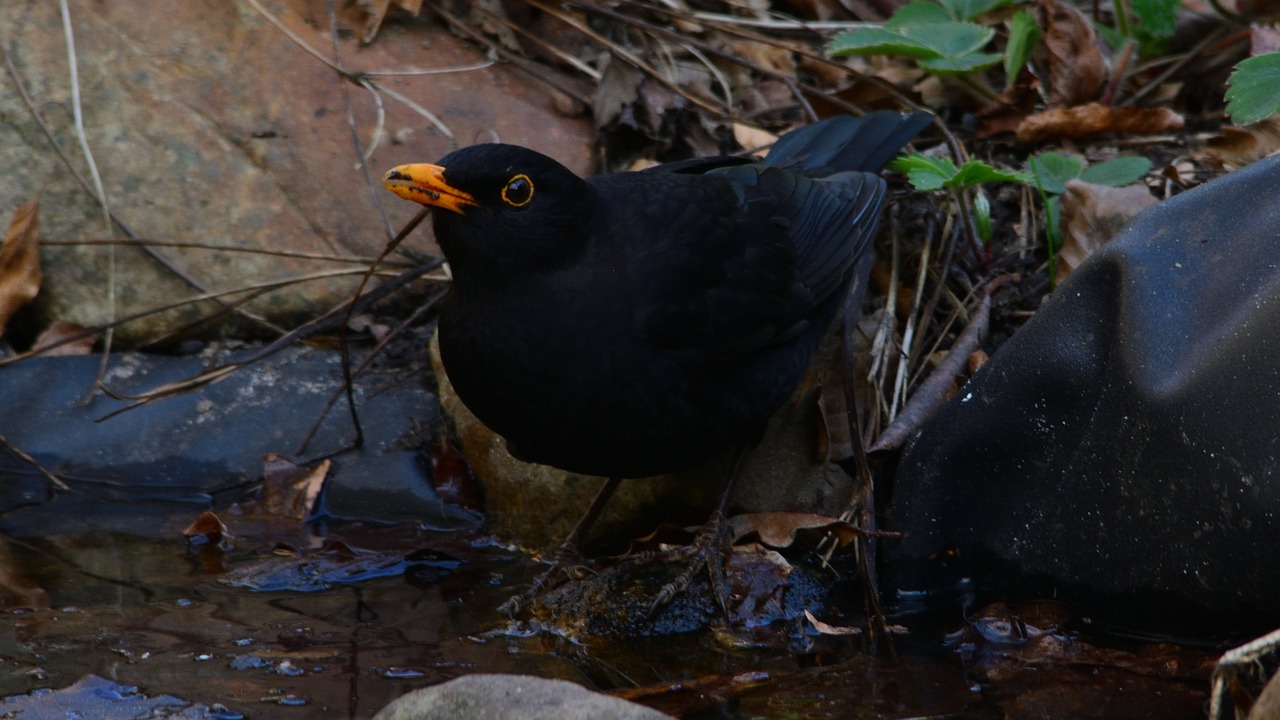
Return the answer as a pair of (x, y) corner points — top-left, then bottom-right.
(501, 174), (534, 207)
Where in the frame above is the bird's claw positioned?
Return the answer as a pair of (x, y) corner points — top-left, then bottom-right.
(647, 511), (731, 617)
(498, 535), (588, 617)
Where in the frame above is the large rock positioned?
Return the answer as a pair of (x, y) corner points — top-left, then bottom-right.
(0, 1), (591, 344)
(372, 674), (674, 720)
(0, 347), (478, 536)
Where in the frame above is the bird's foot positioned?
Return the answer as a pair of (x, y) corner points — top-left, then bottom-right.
(646, 511), (731, 617)
(498, 536), (589, 617)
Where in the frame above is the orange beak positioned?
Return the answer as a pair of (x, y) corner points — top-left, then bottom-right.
(383, 164), (478, 215)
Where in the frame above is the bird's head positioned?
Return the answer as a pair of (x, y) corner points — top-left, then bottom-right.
(384, 144), (593, 279)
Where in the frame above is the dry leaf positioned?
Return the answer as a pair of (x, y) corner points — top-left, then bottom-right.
(261, 454), (330, 521)
(732, 123), (778, 156)
(0, 199), (42, 338)
(31, 320), (99, 356)
(183, 510), (229, 544)
(804, 609), (863, 635)
(727, 512), (859, 549)
(1056, 179), (1159, 283)
(976, 80), (1041, 137)
(967, 348), (990, 375)
(1197, 117), (1280, 170)
(1016, 103), (1184, 143)
(357, 0), (421, 44)
(725, 40), (796, 78)
(1035, 0), (1106, 107)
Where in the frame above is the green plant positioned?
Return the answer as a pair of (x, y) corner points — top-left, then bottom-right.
(828, 0), (1039, 102)
(889, 150), (1151, 270)
(1225, 51), (1280, 125)
(1025, 152), (1152, 278)
(891, 153), (1028, 246)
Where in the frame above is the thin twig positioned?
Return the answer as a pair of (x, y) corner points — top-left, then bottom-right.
(59, 0), (118, 396)
(1, 45), (282, 335)
(41, 239), (399, 265)
(1123, 24), (1233, 106)
(690, 12), (876, 32)
(526, 0), (729, 117)
(0, 434), (71, 493)
(296, 284), (446, 456)
(424, 2), (595, 110)
(94, 253), (442, 418)
(0, 266), (408, 368)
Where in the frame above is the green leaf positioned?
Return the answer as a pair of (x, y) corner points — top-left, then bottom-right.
(1080, 156), (1152, 186)
(1045, 194), (1062, 281)
(892, 153), (1029, 190)
(952, 161), (1031, 187)
(920, 52), (1002, 74)
(828, 27), (943, 59)
(1132, 0), (1177, 39)
(891, 153), (959, 190)
(1004, 11), (1042, 87)
(886, 1), (954, 28)
(973, 189), (993, 244)
(901, 21), (996, 58)
(1027, 152), (1084, 194)
(1225, 52), (1280, 125)
(936, 0), (1016, 21)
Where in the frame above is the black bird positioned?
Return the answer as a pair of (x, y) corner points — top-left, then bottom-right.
(384, 111), (931, 612)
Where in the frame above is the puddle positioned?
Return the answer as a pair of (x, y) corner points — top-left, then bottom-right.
(0, 505), (1219, 718)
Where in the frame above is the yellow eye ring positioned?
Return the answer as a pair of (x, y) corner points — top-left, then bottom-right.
(501, 174), (534, 207)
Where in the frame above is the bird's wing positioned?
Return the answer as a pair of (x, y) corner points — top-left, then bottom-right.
(624, 164), (886, 360)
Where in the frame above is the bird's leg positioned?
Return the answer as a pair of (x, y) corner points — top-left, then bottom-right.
(647, 449), (748, 617)
(498, 476), (623, 617)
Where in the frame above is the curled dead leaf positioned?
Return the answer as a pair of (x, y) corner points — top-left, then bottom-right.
(1016, 103), (1185, 144)
(0, 199), (42, 338)
(31, 320), (100, 356)
(261, 454), (330, 521)
(727, 512), (859, 549)
(1056, 179), (1159, 283)
(184, 510), (229, 544)
(1034, 0), (1106, 107)
(1196, 118), (1280, 170)
(732, 123), (778, 157)
(804, 609), (863, 636)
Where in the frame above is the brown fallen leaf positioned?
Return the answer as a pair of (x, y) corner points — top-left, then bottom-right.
(1035, 0), (1106, 107)
(1196, 117), (1280, 170)
(976, 79), (1042, 137)
(727, 512), (860, 549)
(0, 199), (42, 338)
(1016, 103), (1185, 144)
(732, 123), (779, 157)
(31, 320), (99, 356)
(183, 510), (229, 544)
(357, 0), (422, 44)
(804, 609), (863, 636)
(1056, 179), (1159, 283)
(261, 454), (329, 521)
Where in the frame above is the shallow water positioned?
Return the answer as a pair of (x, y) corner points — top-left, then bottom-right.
(0, 506), (1218, 719)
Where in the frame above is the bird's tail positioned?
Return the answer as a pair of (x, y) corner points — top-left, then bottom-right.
(765, 111), (933, 175)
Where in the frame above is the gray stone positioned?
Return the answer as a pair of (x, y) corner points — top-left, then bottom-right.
(372, 674), (674, 720)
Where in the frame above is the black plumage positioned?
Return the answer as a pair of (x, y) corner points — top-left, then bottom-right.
(385, 111), (931, 481)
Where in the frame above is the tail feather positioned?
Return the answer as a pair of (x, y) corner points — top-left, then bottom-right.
(765, 111), (933, 175)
